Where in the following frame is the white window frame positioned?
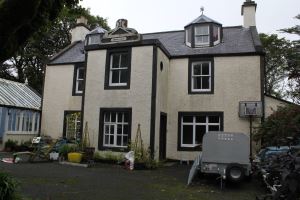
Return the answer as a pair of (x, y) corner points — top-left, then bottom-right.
(103, 112), (129, 148)
(181, 115), (221, 148)
(185, 29), (191, 47)
(75, 67), (84, 94)
(194, 25), (210, 46)
(191, 61), (211, 92)
(109, 53), (128, 86)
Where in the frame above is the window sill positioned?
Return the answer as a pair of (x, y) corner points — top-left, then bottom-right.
(188, 90), (213, 95)
(104, 85), (130, 90)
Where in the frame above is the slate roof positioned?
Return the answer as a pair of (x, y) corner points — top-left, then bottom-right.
(0, 78), (41, 110)
(185, 14), (222, 27)
(49, 26), (262, 65)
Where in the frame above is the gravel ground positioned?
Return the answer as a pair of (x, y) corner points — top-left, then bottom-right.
(0, 153), (264, 200)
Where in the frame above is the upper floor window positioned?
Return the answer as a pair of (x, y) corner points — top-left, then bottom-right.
(194, 25), (209, 46)
(73, 63), (85, 96)
(188, 58), (214, 94)
(105, 48), (131, 89)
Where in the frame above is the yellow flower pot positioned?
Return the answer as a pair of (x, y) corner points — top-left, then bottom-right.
(68, 152), (83, 163)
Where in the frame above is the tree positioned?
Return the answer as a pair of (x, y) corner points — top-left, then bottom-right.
(254, 104), (300, 147)
(280, 14), (300, 104)
(260, 33), (293, 98)
(0, 6), (109, 93)
(0, 0), (81, 63)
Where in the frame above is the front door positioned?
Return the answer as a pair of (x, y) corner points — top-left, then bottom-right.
(159, 113), (167, 160)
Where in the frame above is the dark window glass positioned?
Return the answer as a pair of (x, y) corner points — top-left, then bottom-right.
(193, 77), (201, 89)
(196, 116), (206, 123)
(117, 113), (123, 122)
(202, 63), (210, 75)
(202, 77), (210, 89)
(112, 55), (120, 68)
(209, 125), (220, 131)
(193, 64), (201, 75)
(120, 70), (128, 83)
(196, 125), (206, 144)
(111, 71), (119, 83)
(182, 116), (193, 123)
(182, 125), (193, 144)
(209, 116), (220, 123)
(121, 53), (128, 67)
(78, 68), (84, 79)
(117, 136), (122, 146)
(111, 113), (116, 122)
(123, 125), (128, 135)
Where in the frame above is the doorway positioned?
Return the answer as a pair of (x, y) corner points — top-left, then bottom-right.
(159, 112), (167, 160)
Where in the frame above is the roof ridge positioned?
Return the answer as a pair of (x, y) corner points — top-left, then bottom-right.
(142, 30), (183, 35)
(0, 78), (25, 86)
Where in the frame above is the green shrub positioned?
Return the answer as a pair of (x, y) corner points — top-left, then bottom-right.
(0, 172), (18, 200)
(93, 151), (123, 163)
(4, 140), (18, 152)
(59, 144), (78, 159)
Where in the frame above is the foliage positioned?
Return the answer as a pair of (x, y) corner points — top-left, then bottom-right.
(0, 172), (19, 200)
(254, 104), (300, 147)
(260, 14), (299, 103)
(59, 144), (78, 159)
(130, 124), (158, 169)
(0, 0), (80, 63)
(0, 6), (110, 93)
(93, 151), (123, 163)
(4, 139), (18, 151)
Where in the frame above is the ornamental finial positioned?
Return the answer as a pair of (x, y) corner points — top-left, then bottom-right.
(200, 6), (204, 15)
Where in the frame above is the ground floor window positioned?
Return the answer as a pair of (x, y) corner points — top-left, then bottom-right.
(63, 111), (81, 141)
(178, 112), (223, 151)
(99, 108), (132, 151)
(6, 109), (40, 133)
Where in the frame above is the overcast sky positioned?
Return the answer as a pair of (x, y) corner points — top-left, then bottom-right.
(80, 0), (299, 41)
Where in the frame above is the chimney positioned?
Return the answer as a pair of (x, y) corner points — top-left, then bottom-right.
(241, 0), (257, 28)
(70, 16), (90, 43)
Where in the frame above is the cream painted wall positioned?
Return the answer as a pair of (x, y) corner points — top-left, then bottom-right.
(83, 46), (154, 150)
(243, 6), (256, 28)
(154, 48), (170, 159)
(41, 65), (82, 138)
(264, 96), (290, 117)
(166, 56), (262, 160)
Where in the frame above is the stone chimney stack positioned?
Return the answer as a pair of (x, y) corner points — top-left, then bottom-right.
(241, 0), (257, 28)
(70, 16), (90, 43)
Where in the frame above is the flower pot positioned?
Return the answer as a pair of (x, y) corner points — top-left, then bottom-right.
(68, 152), (83, 163)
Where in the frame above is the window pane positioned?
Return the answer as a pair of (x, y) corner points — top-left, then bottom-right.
(117, 124), (122, 135)
(196, 116), (206, 123)
(123, 125), (128, 135)
(202, 36), (209, 43)
(110, 135), (114, 145)
(213, 26), (219, 42)
(195, 26), (208, 35)
(202, 63), (210, 75)
(104, 125), (109, 134)
(193, 77), (201, 89)
(209, 116), (219, 123)
(77, 80), (84, 91)
(104, 113), (110, 122)
(123, 136), (128, 146)
(111, 71), (119, 83)
(112, 54), (120, 68)
(202, 77), (210, 89)
(117, 113), (123, 122)
(182, 125), (193, 144)
(117, 136), (122, 146)
(78, 68), (84, 79)
(196, 125), (206, 144)
(182, 116), (193, 123)
(120, 53), (129, 67)
(120, 69), (128, 83)
(104, 135), (109, 145)
(193, 64), (201, 75)
(209, 125), (220, 131)
(123, 113), (129, 123)
(111, 113), (116, 122)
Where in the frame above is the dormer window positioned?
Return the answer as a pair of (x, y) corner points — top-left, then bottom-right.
(185, 14), (222, 48)
(194, 25), (209, 46)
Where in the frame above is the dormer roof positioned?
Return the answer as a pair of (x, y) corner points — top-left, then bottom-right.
(89, 26), (107, 34)
(185, 14), (222, 27)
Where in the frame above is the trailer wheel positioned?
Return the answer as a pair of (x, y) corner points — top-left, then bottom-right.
(226, 164), (245, 183)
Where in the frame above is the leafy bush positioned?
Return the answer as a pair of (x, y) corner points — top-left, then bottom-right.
(93, 151), (123, 163)
(0, 172), (18, 200)
(254, 104), (300, 147)
(4, 140), (18, 152)
(59, 144), (78, 159)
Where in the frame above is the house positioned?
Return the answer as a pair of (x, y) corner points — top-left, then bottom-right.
(42, 0), (283, 160)
(0, 78), (41, 148)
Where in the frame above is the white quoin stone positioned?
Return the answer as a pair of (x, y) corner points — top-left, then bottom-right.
(241, 0), (257, 28)
(70, 16), (90, 43)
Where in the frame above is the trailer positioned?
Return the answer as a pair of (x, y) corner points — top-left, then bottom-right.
(188, 131), (251, 186)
